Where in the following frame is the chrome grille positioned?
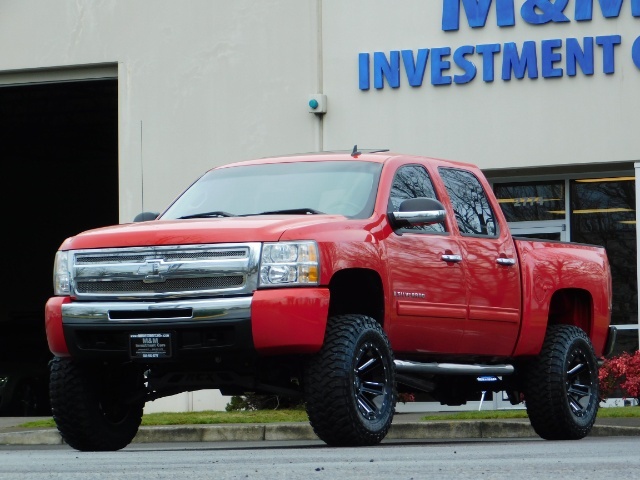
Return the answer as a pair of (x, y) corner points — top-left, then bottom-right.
(76, 276), (244, 294)
(76, 249), (247, 264)
(70, 243), (261, 300)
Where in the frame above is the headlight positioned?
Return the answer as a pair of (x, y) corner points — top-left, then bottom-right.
(259, 241), (319, 287)
(53, 251), (71, 295)
(0, 376), (8, 388)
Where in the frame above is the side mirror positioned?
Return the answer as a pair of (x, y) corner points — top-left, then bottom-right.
(389, 198), (446, 228)
(133, 211), (159, 222)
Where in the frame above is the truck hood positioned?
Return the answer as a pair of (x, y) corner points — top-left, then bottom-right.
(60, 215), (351, 250)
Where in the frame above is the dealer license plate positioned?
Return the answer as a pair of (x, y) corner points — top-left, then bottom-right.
(130, 333), (172, 359)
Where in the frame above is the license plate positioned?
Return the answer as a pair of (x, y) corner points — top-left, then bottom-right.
(129, 333), (172, 359)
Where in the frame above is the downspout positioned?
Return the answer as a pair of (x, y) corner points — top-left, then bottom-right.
(636, 162), (640, 352)
(315, 0), (324, 151)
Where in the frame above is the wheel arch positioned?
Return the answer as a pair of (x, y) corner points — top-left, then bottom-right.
(328, 268), (385, 326)
(548, 288), (593, 336)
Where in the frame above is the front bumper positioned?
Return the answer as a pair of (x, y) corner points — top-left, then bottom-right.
(45, 288), (330, 360)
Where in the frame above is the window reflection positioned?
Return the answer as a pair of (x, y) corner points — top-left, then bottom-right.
(389, 165), (445, 233)
(494, 181), (565, 222)
(439, 168), (496, 236)
(571, 179), (637, 329)
(493, 176), (639, 354)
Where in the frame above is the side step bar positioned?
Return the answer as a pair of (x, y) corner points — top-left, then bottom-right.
(394, 360), (514, 376)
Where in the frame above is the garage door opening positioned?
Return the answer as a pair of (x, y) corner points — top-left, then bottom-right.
(0, 78), (118, 415)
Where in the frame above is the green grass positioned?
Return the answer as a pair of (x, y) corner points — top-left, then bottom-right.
(17, 405), (639, 429)
(421, 405), (640, 421)
(19, 409), (309, 429)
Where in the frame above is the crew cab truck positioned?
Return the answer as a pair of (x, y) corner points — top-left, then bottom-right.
(44, 150), (615, 451)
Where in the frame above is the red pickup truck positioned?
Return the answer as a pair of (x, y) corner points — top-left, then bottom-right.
(45, 149), (615, 451)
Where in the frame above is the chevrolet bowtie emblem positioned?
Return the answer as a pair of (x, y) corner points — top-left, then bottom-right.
(139, 259), (167, 283)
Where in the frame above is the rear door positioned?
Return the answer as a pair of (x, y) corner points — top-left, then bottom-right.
(438, 167), (522, 356)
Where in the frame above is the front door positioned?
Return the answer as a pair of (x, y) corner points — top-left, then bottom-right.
(384, 164), (467, 355)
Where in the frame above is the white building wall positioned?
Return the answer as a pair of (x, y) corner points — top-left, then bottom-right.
(1, 1), (637, 215)
(0, 0), (322, 222)
(322, 0), (639, 169)
(144, 389), (229, 414)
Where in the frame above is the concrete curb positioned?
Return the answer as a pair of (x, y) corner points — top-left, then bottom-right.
(1, 421), (639, 446)
(0, 429), (64, 446)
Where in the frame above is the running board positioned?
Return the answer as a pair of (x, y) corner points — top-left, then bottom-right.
(394, 360), (514, 376)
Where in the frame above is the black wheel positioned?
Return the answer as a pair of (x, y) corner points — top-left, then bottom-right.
(49, 357), (144, 451)
(304, 314), (397, 446)
(523, 324), (600, 440)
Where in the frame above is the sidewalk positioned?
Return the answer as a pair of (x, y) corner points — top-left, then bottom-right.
(2, 412), (640, 446)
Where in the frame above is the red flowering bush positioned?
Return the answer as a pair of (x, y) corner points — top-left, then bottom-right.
(397, 392), (416, 404)
(598, 350), (640, 402)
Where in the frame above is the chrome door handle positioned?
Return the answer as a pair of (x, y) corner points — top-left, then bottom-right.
(441, 254), (462, 263)
(496, 257), (516, 266)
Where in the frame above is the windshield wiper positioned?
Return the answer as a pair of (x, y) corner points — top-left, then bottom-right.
(251, 208), (324, 216)
(178, 211), (236, 219)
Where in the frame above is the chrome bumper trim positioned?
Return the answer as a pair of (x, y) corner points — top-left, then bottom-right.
(61, 297), (252, 324)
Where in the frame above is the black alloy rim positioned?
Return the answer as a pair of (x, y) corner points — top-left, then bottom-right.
(353, 341), (390, 420)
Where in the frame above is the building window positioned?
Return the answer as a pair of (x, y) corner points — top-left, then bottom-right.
(493, 175), (639, 356)
(571, 177), (637, 355)
(494, 181), (565, 223)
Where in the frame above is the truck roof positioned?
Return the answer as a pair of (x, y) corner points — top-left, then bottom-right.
(216, 150), (478, 170)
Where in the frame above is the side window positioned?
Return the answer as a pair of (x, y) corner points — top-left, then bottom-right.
(389, 165), (446, 233)
(439, 168), (497, 236)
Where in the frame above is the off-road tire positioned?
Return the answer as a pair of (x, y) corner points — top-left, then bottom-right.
(523, 324), (600, 440)
(49, 357), (144, 451)
(304, 314), (397, 446)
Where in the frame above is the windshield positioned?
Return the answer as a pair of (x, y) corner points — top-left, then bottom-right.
(160, 160), (383, 220)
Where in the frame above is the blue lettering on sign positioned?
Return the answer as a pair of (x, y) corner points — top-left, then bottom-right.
(596, 35), (622, 73)
(402, 49), (430, 86)
(476, 44), (502, 81)
(453, 45), (478, 83)
(359, 2), (638, 90)
(541, 39), (564, 77)
(443, 0), (516, 30)
(521, 0), (570, 25)
(566, 37), (595, 76)
(359, 53), (370, 90)
(443, 0), (639, 30)
(374, 51), (400, 88)
(358, 36), (625, 89)
(432, 47), (453, 85)
(502, 41), (539, 79)
(634, 36), (640, 68)
(576, 0), (640, 21)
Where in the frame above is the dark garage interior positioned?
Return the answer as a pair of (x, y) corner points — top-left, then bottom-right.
(0, 78), (118, 415)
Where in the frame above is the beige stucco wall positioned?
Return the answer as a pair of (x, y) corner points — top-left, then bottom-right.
(322, 0), (639, 170)
(0, 0), (637, 220)
(0, 0), (321, 221)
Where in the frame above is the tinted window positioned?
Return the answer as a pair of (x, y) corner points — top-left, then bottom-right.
(571, 178), (637, 346)
(493, 181), (565, 222)
(439, 168), (497, 236)
(389, 165), (445, 233)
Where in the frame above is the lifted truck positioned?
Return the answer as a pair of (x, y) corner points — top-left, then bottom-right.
(45, 150), (615, 451)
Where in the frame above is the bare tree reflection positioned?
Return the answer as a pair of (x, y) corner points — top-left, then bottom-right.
(494, 181), (564, 222)
(571, 179), (637, 334)
(439, 168), (496, 236)
(389, 165), (445, 233)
